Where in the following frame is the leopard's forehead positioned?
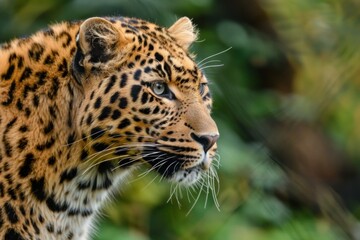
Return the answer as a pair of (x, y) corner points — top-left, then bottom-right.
(97, 18), (204, 98)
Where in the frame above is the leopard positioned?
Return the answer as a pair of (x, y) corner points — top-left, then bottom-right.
(0, 15), (219, 240)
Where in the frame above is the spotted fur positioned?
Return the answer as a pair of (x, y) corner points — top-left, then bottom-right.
(0, 16), (219, 239)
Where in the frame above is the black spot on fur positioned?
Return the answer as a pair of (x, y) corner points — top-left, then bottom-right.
(86, 113), (93, 126)
(118, 97), (128, 109)
(46, 195), (69, 212)
(7, 188), (16, 200)
(19, 125), (28, 132)
(92, 176), (112, 190)
(144, 66), (151, 73)
(153, 106), (160, 114)
(80, 150), (89, 161)
(32, 94), (39, 107)
(105, 75), (117, 94)
(2, 64), (15, 80)
(130, 85), (141, 101)
(120, 73), (127, 88)
(44, 50), (59, 65)
(58, 31), (72, 48)
(48, 77), (60, 99)
(38, 214), (44, 223)
(127, 62), (135, 68)
(111, 109), (121, 120)
(98, 161), (113, 174)
(155, 52), (163, 61)
(99, 107), (112, 121)
(16, 99), (23, 111)
(2, 81), (16, 106)
(68, 208), (93, 217)
(135, 126), (142, 133)
(90, 91), (95, 100)
(110, 92), (119, 103)
(67, 232), (74, 240)
(47, 156), (56, 166)
(36, 137), (56, 151)
(17, 56), (24, 69)
(43, 28), (55, 36)
(19, 153), (35, 178)
(118, 118), (131, 129)
(49, 105), (57, 119)
(118, 158), (134, 168)
(30, 177), (47, 201)
(31, 219), (40, 234)
(94, 97), (102, 109)
(164, 62), (172, 79)
(58, 58), (68, 78)
(0, 183), (4, 197)
(19, 67), (32, 82)
(92, 142), (109, 152)
(60, 168), (78, 184)
(67, 133), (76, 146)
(139, 107), (151, 115)
(46, 224), (54, 233)
(141, 92), (149, 104)
(77, 181), (91, 190)
(4, 228), (25, 240)
(134, 69), (142, 80)
(43, 122), (54, 134)
(19, 206), (26, 216)
(90, 127), (105, 140)
(3, 117), (17, 157)
(35, 71), (47, 85)
(24, 108), (31, 117)
(28, 43), (44, 62)
(17, 137), (28, 150)
(4, 202), (19, 223)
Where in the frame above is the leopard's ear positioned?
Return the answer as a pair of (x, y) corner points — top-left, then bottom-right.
(77, 17), (127, 63)
(168, 17), (198, 50)
(73, 17), (129, 84)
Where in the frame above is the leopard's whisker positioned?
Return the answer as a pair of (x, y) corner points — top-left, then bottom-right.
(175, 184), (182, 208)
(199, 64), (224, 71)
(141, 174), (159, 191)
(136, 154), (168, 178)
(186, 179), (205, 216)
(210, 166), (220, 211)
(129, 157), (170, 183)
(62, 128), (106, 147)
(167, 182), (180, 203)
(197, 47), (232, 65)
(111, 151), (162, 172)
(204, 169), (210, 208)
(198, 59), (222, 69)
(159, 159), (178, 182)
(83, 143), (159, 165)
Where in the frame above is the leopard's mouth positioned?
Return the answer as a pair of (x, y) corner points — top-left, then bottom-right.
(142, 149), (209, 185)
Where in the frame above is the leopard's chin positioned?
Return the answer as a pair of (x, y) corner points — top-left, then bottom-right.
(169, 165), (202, 186)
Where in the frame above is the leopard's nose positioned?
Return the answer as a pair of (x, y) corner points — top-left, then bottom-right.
(191, 133), (219, 153)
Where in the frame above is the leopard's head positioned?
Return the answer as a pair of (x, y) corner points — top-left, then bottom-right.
(73, 17), (219, 186)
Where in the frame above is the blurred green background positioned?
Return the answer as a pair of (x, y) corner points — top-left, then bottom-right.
(2, 0), (360, 239)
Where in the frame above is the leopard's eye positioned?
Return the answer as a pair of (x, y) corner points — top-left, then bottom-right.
(151, 81), (166, 95)
(199, 83), (207, 95)
(150, 81), (176, 100)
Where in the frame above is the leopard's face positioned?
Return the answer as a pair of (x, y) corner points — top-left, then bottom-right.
(74, 17), (219, 186)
